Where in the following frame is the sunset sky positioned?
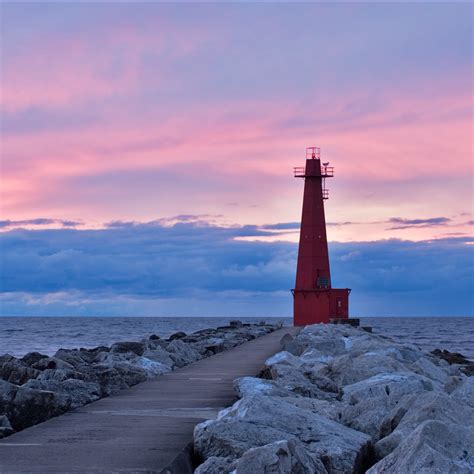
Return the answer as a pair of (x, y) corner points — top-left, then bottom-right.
(1, 2), (472, 317)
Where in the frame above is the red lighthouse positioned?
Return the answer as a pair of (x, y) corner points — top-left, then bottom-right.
(292, 147), (350, 326)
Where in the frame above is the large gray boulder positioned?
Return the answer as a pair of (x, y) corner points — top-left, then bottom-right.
(375, 391), (474, 459)
(0, 379), (18, 406)
(0, 379), (70, 431)
(20, 352), (49, 366)
(302, 325), (424, 362)
(36, 368), (86, 382)
(233, 377), (342, 422)
(299, 348), (334, 366)
(342, 372), (433, 405)
(78, 345), (111, 357)
(53, 349), (92, 369)
(202, 337), (227, 355)
(283, 397), (343, 423)
(340, 397), (398, 440)
(0, 360), (40, 385)
(234, 376), (296, 399)
(299, 334), (347, 357)
(194, 456), (235, 474)
(444, 375), (464, 394)
(0, 415), (14, 438)
(24, 378), (101, 409)
(168, 331), (187, 341)
(282, 332), (319, 356)
(408, 356), (450, 384)
(143, 337), (167, 351)
(166, 339), (201, 367)
(182, 328), (215, 343)
(367, 420), (474, 473)
(142, 346), (174, 368)
(265, 351), (303, 369)
(88, 362), (147, 396)
(451, 376), (474, 408)
(302, 368), (340, 394)
(195, 416), (290, 460)
(266, 363), (336, 400)
(133, 357), (172, 377)
(300, 325), (374, 353)
(321, 352), (410, 386)
(110, 341), (146, 356)
(388, 344), (425, 364)
(340, 373), (434, 440)
(102, 348), (172, 377)
(194, 394), (371, 473)
(0, 354), (14, 364)
(31, 357), (76, 371)
(182, 329), (221, 351)
(93, 351), (136, 364)
(232, 439), (327, 474)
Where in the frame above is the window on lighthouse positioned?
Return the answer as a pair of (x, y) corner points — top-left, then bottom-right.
(317, 276), (329, 288)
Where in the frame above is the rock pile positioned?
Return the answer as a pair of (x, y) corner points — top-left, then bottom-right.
(194, 324), (474, 473)
(0, 321), (279, 438)
(431, 348), (474, 376)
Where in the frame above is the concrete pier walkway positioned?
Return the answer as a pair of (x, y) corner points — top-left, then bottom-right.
(0, 326), (299, 473)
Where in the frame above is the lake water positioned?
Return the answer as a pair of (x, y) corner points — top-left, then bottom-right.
(0, 316), (472, 360)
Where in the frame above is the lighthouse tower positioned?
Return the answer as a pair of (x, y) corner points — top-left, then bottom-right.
(292, 147), (350, 326)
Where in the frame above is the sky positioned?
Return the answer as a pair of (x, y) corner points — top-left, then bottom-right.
(0, 2), (472, 317)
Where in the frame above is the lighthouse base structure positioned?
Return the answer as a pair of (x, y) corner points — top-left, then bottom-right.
(293, 288), (350, 326)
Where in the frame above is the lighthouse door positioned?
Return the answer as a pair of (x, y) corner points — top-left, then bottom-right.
(336, 298), (342, 316)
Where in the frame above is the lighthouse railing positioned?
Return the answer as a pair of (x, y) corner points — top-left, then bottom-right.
(293, 166), (334, 178)
(321, 167), (334, 177)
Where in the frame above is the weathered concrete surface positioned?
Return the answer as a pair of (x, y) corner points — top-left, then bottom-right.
(0, 326), (299, 473)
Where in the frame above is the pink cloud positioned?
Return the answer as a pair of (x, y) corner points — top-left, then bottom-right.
(1, 47), (471, 244)
(5, 82), (469, 178)
(1, 21), (207, 112)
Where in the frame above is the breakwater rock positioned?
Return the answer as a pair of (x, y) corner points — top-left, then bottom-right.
(194, 324), (474, 473)
(0, 321), (279, 438)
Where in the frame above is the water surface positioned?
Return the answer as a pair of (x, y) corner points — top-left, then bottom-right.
(0, 316), (472, 360)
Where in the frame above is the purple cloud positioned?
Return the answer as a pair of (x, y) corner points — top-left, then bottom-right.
(0, 218), (82, 229)
(0, 221), (473, 316)
(387, 217), (451, 230)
